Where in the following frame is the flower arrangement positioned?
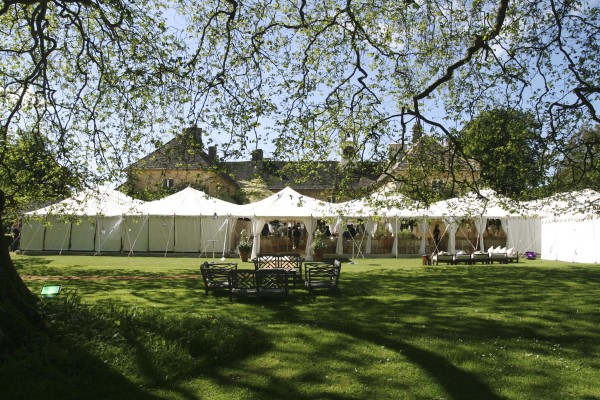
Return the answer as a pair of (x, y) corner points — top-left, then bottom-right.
(311, 230), (327, 251)
(396, 229), (414, 240)
(238, 229), (252, 253)
(311, 230), (327, 261)
(373, 224), (387, 239)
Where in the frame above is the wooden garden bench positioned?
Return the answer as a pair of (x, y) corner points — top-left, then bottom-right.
(454, 253), (473, 265)
(228, 270), (258, 300)
(432, 253), (455, 265)
(253, 253), (303, 285)
(256, 268), (289, 298)
(489, 253), (509, 264)
(200, 262), (237, 295)
(471, 252), (491, 264)
(303, 260), (341, 293)
(228, 269), (289, 300)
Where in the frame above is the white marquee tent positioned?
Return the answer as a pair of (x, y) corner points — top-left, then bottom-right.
(320, 190), (421, 257)
(124, 187), (241, 255)
(21, 187), (143, 253)
(539, 189), (600, 264)
(19, 185), (598, 263)
(234, 187), (331, 260)
(425, 189), (543, 255)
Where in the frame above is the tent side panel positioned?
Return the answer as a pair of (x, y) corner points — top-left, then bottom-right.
(174, 216), (202, 252)
(95, 216), (123, 252)
(507, 217), (542, 255)
(148, 216), (175, 252)
(70, 218), (96, 251)
(542, 217), (598, 264)
(200, 217), (229, 255)
(20, 218), (45, 251)
(43, 217), (72, 251)
(122, 216), (149, 252)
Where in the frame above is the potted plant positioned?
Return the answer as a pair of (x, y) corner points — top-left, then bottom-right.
(396, 229), (414, 240)
(238, 229), (252, 262)
(311, 230), (327, 262)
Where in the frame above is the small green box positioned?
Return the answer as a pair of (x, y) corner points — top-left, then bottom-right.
(40, 285), (62, 299)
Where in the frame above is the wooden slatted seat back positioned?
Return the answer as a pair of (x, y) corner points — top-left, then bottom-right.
(200, 262), (237, 295)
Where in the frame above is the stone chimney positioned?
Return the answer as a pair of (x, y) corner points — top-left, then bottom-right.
(208, 145), (217, 161)
(251, 149), (264, 163)
(388, 143), (405, 162)
(340, 133), (355, 166)
(411, 122), (423, 144)
(184, 125), (203, 148)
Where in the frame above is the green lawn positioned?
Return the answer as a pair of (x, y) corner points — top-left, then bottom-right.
(3, 254), (600, 400)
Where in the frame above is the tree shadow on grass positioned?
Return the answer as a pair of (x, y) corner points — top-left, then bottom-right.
(246, 264), (600, 399)
(15, 263), (600, 399)
(0, 293), (273, 400)
(0, 339), (163, 400)
(12, 256), (54, 272)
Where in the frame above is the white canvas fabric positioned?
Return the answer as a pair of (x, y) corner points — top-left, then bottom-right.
(148, 216), (175, 252)
(18, 184), (598, 263)
(23, 188), (143, 252)
(43, 216), (72, 251)
(138, 187), (240, 253)
(27, 187), (143, 217)
(304, 217), (317, 260)
(542, 216), (599, 263)
(235, 187), (329, 218)
(94, 216), (123, 252)
(524, 189), (599, 263)
(136, 187), (241, 253)
(138, 187), (240, 216)
(174, 216), (202, 252)
(474, 216), (488, 252)
(506, 217), (542, 254)
(122, 215), (149, 253)
(201, 216), (232, 257)
(20, 217), (45, 251)
(250, 217), (266, 260)
(70, 218), (96, 251)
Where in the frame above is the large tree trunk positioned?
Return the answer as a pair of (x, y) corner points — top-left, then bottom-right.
(0, 189), (40, 357)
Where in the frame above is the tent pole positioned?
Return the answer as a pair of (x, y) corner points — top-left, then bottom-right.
(164, 214), (175, 257)
(59, 221), (72, 255)
(395, 217), (398, 259)
(221, 216), (229, 261)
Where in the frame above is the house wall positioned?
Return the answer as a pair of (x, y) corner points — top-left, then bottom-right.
(130, 168), (238, 198)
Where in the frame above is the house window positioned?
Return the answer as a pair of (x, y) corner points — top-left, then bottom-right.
(431, 179), (443, 192)
(163, 178), (174, 189)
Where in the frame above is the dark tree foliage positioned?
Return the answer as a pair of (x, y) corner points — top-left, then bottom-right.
(0, 0), (181, 354)
(459, 108), (544, 197)
(1, 128), (80, 224)
(554, 124), (600, 192)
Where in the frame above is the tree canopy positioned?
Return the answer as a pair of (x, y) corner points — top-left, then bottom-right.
(554, 124), (600, 192)
(459, 108), (544, 197)
(0, 127), (80, 225)
(174, 0), (599, 199)
(1, 0), (599, 202)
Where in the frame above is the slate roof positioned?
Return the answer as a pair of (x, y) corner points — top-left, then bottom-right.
(129, 133), (212, 170)
(129, 132), (240, 189)
(129, 129), (381, 193)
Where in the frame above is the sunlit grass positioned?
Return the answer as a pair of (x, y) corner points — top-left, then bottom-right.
(4, 254), (600, 399)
